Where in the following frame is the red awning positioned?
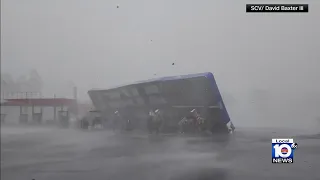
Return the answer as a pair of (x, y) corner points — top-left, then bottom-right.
(0, 98), (76, 107)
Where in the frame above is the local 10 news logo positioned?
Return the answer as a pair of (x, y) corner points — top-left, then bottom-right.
(272, 138), (298, 164)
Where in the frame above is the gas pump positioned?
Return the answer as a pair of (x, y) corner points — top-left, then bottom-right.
(19, 106), (28, 124)
(32, 106), (43, 124)
(58, 110), (69, 128)
(89, 110), (103, 129)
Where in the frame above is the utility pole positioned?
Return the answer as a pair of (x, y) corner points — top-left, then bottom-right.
(73, 86), (78, 118)
(53, 94), (56, 121)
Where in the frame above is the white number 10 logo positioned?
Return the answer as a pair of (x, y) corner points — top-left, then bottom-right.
(274, 144), (292, 158)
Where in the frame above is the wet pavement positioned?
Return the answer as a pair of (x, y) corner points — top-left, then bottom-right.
(1, 125), (320, 180)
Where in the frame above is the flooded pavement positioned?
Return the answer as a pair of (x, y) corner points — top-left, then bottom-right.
(1, 126), (320, 180)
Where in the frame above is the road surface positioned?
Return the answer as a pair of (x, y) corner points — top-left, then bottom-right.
(1, 125), (320, 180)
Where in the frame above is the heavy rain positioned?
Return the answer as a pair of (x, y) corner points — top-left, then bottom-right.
(1, 1), (320, 180)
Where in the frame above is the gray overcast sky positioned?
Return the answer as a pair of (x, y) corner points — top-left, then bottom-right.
(1, 0), (320, 127)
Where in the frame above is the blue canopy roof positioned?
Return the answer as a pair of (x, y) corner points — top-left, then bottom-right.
(90, 72), (214, 91)
(136, 72), (213, 83)
(88, 72), (232, 124)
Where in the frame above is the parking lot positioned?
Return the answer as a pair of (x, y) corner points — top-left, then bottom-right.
(1, 125), (320, 180)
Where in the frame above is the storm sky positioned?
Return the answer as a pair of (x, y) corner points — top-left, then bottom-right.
(1, 0), (319, 127)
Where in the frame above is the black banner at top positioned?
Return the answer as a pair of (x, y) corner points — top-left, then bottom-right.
(246, 4), (308, 13)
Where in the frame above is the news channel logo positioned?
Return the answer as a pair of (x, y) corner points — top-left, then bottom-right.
(272, 138), (298, 163)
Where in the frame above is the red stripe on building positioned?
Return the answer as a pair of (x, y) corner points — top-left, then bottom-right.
(1, 98), (76, 107)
